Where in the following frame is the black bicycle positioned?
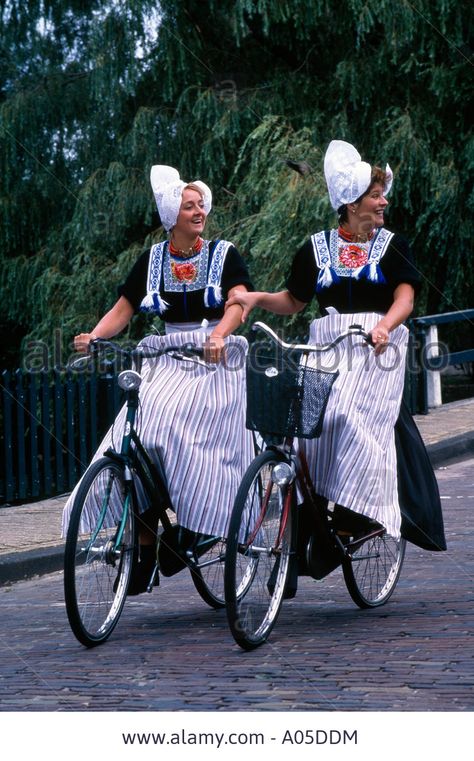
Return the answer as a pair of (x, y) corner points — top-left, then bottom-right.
(224, 322), (406, 650)
(63, 338), (226, 647)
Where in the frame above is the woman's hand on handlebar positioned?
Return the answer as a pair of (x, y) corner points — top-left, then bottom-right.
(203, 334), (225, 364)
(368, 321), (390, 356)
(74, 332), (97, 354)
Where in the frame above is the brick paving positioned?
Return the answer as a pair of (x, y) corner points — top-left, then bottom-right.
(0, 397), (473, 715)
(0, 454), (472, 712)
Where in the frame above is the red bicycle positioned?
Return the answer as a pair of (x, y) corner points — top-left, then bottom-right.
(224, 322), (406, 650)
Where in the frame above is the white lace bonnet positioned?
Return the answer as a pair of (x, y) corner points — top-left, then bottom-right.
(150, 165), (212, 232)
(323, 140), (393, 211)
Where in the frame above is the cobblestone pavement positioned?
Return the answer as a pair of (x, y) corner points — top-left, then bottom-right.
(0, 457), (472, 713)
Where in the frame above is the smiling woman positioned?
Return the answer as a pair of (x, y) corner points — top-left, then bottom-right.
(63, 164), (254, 595)
(74, 167), (252, 362)
(226, 139), (446, 564)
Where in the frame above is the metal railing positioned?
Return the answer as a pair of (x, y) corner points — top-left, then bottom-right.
(406, 309), (474, 414)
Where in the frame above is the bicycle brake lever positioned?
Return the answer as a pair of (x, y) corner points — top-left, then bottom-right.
(181, 342), (205, 357)
(169, 350), (213, 370)
(69, 355), (91, 370)
(348, 324), (373, 346)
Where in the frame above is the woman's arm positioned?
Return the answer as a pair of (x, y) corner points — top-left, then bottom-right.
(369, 283), (415, 354)
(74, 296), (135, 352)
(225, 289), (306, 323)
(204, 285), (249, 363)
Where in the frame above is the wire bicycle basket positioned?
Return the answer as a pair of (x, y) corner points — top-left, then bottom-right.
(245, 340), (339, 439)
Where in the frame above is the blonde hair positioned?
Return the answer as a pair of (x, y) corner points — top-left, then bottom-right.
(183, 182), (204, 198)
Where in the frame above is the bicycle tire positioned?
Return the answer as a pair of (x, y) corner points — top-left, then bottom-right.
(190, 538), (226, 609)
(64, 457), (137, 647)
(225, 449), (295, 650)
(342, 532), (406, 608)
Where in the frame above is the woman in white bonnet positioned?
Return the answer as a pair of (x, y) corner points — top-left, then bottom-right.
(66, 166), (254, 594)
(227, 140), (445, 572)
(75, 166), (251, 362)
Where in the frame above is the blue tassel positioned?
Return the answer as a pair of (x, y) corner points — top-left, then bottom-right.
(316, 266), (340, 292)
(139, 292), (169, 314)
(374, 263), (386, 284)
(205, 285), (223, 307)
(152, 292), (168, 314)
(354, 262), (386, 284)
(354, 263), (371, 281)
(208, 286), (217, 307)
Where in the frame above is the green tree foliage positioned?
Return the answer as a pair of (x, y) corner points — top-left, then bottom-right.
(0, 0), (472, 366)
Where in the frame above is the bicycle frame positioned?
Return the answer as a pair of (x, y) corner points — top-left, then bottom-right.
(247, 320), (381, 566)
(101, 425), (175, 572)
(224, 321), (407, 650)
(64, 335), (231, 647)
(243, 476), (295, 558)
(76, 339), (204, 562)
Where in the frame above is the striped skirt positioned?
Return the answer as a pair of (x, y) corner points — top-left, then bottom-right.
(298, 312), (409, 538)
(62, 331), (254, 538)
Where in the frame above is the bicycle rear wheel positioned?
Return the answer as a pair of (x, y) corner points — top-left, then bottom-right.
(225, 450), (295, 650)
(342, 532), (406, 608)
(64, 457), (136, 647)
(190, 538), (226, 609)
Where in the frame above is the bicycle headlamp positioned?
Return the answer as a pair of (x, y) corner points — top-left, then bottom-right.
(271, 462), (295, 486)
(118, 370), (142, 391)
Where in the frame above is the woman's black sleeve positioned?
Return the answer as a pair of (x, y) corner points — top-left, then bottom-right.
(381, 235), (422, 295)
(117, 250), (150, 312)
(285, 241), (317, 303)
(221, 245), (254, 294)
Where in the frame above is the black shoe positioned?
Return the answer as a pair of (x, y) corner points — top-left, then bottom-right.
(129, 545), (158, 595)
(305, 533), (342, 580)
(332, 505), (384, 536)
(158, 526), (219, 577)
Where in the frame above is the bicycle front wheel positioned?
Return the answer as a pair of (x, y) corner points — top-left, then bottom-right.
(64, 457), (136, 647)
(225, 450), (295, 650)
(343, 533), (406, 608)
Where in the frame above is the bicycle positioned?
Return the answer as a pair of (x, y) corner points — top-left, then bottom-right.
(224, 321), (406, 650)
(63, 337), (226, 647)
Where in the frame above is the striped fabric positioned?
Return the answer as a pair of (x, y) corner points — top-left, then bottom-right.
(62, 330), (254, 538)
(298, 312), (409, 539)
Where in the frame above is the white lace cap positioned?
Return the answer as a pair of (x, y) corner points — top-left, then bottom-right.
(323, 140), (393, 211)
(150, 165), (212, 232)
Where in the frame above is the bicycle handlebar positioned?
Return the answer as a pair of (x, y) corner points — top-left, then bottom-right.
(251, 321), (374, 352)
(69, 338), (205, 370)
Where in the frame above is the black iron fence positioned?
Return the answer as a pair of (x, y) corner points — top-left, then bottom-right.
(0, 368), (122, 504)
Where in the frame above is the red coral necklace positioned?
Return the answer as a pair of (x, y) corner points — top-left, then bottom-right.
(169, 236), (203, 259)
(338, 225), (375, 243)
